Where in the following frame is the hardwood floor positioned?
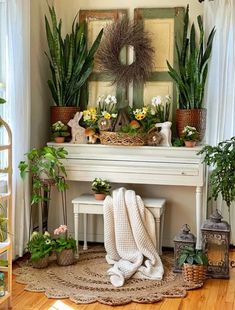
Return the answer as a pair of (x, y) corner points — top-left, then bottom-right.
(5, 250), (235, 310)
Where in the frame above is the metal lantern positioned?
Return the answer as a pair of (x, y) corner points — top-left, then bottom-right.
(201, 209), (230, 279)
(173, 224), (196, 273)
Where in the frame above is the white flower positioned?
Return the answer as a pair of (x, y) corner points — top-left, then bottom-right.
(45, 239), (51, 245)
(150, 108), (156, 115)
(111, 96), (117, 104)
(44, 231), (50, 237)
(104, 95), (112, 104)
(165, 95), (171, 101)
(152, 96), (162, 106)
(97, 96), (102, 104)
(111, 113), (117, 118)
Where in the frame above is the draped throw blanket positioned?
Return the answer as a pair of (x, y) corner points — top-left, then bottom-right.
(104, 188), (164, 287)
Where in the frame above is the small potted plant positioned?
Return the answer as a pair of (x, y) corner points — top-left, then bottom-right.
(27, 231), (53, 268)
(53, 225), (76, 266)
(178, 246), (208, 285)
(91, 178), (111, 200)
(182, 126), (199, 147)
(51, 121), (70, 143)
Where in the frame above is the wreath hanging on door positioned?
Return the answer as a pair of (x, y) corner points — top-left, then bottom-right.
(96, 18), (154, 87)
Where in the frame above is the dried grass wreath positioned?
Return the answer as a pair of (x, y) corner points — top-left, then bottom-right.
(96, 18), (154, 87)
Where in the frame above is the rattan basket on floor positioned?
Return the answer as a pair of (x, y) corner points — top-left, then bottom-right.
(32, 255), (49, 269)
(183, 263), (207, 285)
(56, 249), (75, 266)
(99, 131), (146, 146)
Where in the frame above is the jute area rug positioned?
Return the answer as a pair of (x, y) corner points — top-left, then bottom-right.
(14, 247), (201, 306)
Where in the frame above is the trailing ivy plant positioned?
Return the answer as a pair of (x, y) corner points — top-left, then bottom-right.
(18, 146), (68, 205)
(167, 5), (215, 109)
(198, 137), (235, 210)
(178, 246), (208, 266)
(45, 5), (103, 108)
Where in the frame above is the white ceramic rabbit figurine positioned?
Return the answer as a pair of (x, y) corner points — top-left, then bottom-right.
(155, 121), (172, 147)
(67, 112), (86, 144)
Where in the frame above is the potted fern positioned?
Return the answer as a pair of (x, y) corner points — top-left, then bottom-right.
(167, 5), (215, 140)
(178, 246), (208, 285)
(45, 5), (103, 126)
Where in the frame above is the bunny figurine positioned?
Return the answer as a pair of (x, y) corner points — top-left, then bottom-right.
(155, 121), (172, 147)
(67, 112), (87, 144)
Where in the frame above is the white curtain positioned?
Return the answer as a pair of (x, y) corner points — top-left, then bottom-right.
(204, 0), (235, 243)
(7, 0), (31, 258)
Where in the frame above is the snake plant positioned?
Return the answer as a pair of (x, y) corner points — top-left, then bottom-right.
(45, 5), (103, 108)
(167, 5), (215, 109)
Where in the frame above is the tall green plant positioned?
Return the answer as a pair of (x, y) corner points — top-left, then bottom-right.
(198, 137), (235, 210)
(167, 5), (215, 109)
(45, 5), (103, 108)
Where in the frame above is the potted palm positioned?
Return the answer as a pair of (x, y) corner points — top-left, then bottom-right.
(27, 231), (53, 268)
(53, 225), (76, 266)
(178, 246), (208, 285)
(167, 5), (215, 140)
(91, 178), (111, 200)
(45, 5), (103, 126)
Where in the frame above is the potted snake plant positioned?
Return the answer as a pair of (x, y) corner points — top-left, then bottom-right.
(167, 5), (215, 140)
(45, 5), (103, 126)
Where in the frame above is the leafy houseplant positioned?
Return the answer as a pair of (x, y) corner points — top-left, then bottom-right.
(167, 5), (215, 139)
(45, 5), (103, 125)
(198, 137), (235, 219)
(27, 231), (53, 268)
(54, 225), (76, 266)
(182, 125), (199, 147)
(178, 246), (208, 284)
(18, 146), (68, 205)
(51, 121), (70, 143)
(91, 178), (111, 200)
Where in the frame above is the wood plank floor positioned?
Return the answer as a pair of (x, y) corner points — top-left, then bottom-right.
(5, 250), (235, 310)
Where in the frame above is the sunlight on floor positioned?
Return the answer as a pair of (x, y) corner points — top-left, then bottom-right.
(49, 300), (75, 310)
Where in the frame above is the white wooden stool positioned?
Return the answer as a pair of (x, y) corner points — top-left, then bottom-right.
(72, 194), (166, 257)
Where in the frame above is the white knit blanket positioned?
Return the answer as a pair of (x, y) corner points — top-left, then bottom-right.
(103, 188), (164, 287)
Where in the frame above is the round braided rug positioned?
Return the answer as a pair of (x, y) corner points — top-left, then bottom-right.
(14, 247), (202, 306)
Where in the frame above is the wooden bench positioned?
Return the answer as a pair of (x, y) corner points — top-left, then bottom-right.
(72, 194), (166, 256)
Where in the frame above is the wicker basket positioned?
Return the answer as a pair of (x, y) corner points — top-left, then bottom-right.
(99, 131), (146, 146)
(32, 255), (49, 269)
(183, 263), (207, 285)
(56, 249), (75, 266)
(176, 108), (207, 141)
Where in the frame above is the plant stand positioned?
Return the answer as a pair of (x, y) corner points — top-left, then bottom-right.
(29, 177), (67, 235)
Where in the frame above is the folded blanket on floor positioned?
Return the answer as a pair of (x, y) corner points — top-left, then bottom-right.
(103, 187), (164, 287)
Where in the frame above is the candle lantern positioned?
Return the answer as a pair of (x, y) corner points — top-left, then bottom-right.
(173, 224), (196, 273)
(201, 209), (230, 279)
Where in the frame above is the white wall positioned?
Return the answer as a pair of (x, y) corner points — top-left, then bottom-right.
(31, 0), (203, 247)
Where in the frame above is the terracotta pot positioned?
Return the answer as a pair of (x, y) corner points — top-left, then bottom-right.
(54, 136), (65, 143)
(176, 108), (207, 141)
(94, 193), (106, 200)
(184, 140), (197, 148)
(32, 255), (49, 269)
(56, 248), (75, 266)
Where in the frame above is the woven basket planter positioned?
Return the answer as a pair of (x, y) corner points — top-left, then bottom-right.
(32, 255), (49, 269)
(183, 263), (207, 285)
(176, 108), (207, 141)
(56, 249), (75, 266)
(99, 131), (146, 146)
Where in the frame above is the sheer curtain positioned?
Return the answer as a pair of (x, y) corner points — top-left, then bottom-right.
(7, 0), (31, 257)
(204, 0), (235, 243)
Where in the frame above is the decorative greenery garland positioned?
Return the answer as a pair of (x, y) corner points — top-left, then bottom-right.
(96, 18), (154, 87)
